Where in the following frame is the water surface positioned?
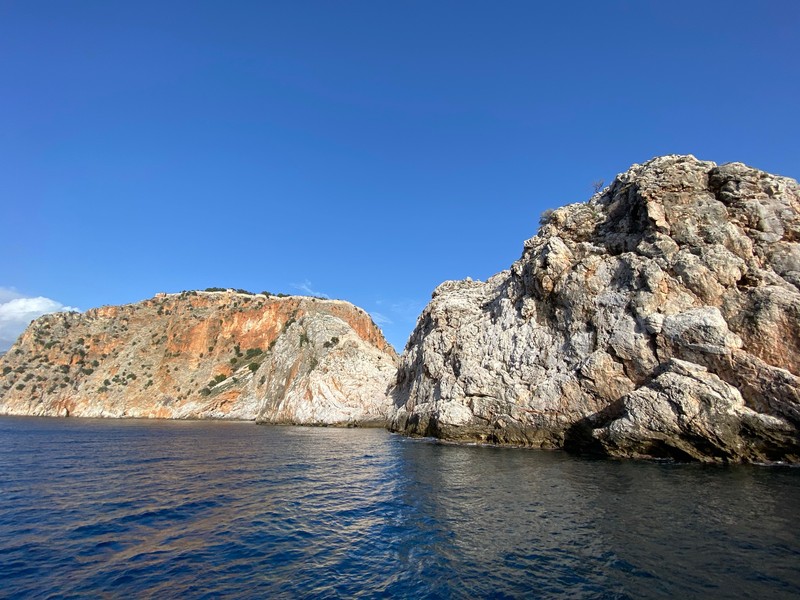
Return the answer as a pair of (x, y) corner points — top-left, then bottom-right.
(1, 417), (798, 598)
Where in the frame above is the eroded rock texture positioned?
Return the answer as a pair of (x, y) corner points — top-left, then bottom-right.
(389, 155), (800, 462)
(0, 292), (397, 425)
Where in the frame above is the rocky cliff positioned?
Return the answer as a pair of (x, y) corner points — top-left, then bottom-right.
(389, 155), (800, 463)
(0, 291), (397, 424)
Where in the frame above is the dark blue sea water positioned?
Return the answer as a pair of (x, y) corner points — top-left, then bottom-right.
(0, 417), (798, 599)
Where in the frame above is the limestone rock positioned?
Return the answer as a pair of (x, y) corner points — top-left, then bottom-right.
(389, 155), (800, 463)
(0, 291), (397, 425)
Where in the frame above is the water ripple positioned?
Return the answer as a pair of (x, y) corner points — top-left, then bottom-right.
(0, 417), (799, 599)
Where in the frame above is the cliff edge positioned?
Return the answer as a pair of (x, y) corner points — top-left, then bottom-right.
(389, 155), (800, 463)
(0, 291), (397, 425)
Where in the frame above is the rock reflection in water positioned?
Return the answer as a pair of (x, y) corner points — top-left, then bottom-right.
(0, 417), (798, 598)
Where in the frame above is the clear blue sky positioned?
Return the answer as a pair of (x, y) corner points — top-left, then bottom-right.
(1, 1), (798, 351)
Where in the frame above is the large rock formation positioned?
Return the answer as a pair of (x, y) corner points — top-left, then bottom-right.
(0, 291), (397, 425)
(389, 155), (800, 463)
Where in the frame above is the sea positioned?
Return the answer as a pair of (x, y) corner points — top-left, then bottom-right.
(1, 416), (798, 599)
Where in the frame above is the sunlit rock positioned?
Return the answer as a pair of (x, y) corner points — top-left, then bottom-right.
(389, 155), (800, 463)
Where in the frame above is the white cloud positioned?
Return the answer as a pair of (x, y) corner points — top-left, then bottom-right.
(291, 279), (329, 299)
(0, 287), (80, 351)
(0, 287), (22, 303)
(370, 311), (393, 326)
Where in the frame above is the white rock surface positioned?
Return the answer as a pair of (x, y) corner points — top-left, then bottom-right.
(389, 155), (800, 462)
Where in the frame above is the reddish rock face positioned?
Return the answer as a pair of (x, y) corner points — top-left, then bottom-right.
(0, 291), (397, 424)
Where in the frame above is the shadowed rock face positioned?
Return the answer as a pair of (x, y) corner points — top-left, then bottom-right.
(389, 155), (800, 463)
(0, 291), (397, 425)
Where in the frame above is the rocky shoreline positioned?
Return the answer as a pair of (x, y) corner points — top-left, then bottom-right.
(2, 155), (798, 463)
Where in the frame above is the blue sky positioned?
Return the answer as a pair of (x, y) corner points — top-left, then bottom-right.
(1, 1), (798, 351)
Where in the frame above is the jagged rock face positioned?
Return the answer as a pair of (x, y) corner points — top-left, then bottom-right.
(389, 155), (800, 463)
(0, 292), (397, 425)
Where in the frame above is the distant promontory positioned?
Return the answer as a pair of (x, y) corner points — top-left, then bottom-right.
(0, 291), (397, 425)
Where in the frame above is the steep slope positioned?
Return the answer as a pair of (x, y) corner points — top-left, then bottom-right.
(0, 291), (397, 424)
(389, 155), (800, 463)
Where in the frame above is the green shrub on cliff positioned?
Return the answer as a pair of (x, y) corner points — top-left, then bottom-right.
(209, 374), (227, 387)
